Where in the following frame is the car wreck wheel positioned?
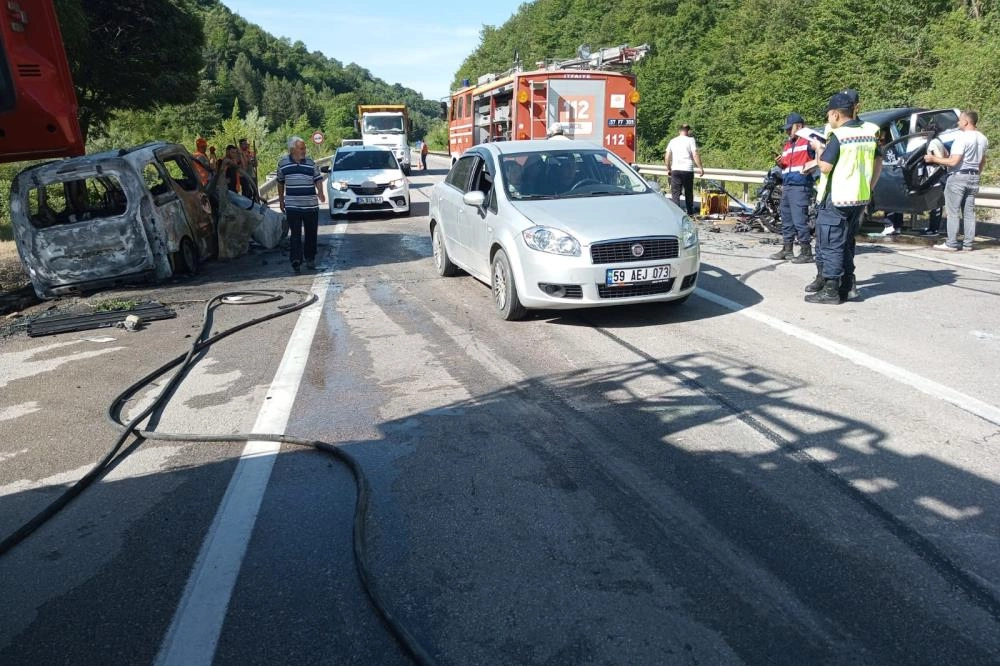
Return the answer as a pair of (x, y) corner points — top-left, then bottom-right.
(173, 237), (199, 275)
(491, 249), (527, 321)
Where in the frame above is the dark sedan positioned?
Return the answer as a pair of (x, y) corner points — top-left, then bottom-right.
(859, 107), (961, 214)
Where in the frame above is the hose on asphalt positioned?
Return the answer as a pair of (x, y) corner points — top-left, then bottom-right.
(0, 288), (437, 666)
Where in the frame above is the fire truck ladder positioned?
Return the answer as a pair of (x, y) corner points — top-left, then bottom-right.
(537, 43), (650, 72)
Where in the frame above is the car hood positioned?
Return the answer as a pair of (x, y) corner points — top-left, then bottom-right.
(331, 168), (402, 185)
(509, 193), (685, 242)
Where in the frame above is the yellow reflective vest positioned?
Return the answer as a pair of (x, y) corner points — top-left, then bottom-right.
(818, 121), (879, 207)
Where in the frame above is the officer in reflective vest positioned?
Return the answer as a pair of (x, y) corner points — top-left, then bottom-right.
(770, 112), (817, 263)
(806, 92), (882, 304)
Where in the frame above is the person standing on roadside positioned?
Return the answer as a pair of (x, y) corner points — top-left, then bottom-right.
(918, 121), (947, 237)
(421, 140), (429, 171)
(925, 110), (988, 252)
(771, 112), (817, 262)
(805, 92), (881, 304)
(192, 137), (214, 188)
(238, 138), (258, 197)
(664, 123), (704, 216)
(218, 145), (241, 193)
(277, 136), (326, 273)
(546, 122), (571, 140)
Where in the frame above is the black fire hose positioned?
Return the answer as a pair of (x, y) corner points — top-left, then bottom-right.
(0, 289), (437, 666)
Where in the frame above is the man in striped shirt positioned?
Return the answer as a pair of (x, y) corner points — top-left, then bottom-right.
(277, 136), (326, 271)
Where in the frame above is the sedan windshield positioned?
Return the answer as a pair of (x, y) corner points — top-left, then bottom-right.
(500, 149), (649, 200)
(334, 150), (398, 171)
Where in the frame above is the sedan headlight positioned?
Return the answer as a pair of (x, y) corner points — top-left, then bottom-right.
(389, 178), (405, 189)
(522, 226), (581, 256)
(330, 180), (349, 191)
(681, 214), (698, 249)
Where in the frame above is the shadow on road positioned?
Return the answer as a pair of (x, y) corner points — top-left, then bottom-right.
(2, 347), (997, 665)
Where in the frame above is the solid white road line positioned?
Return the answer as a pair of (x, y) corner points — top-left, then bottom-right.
(695, 287), (1000, 428)
(895, 249), (1000, 277)
(155, 222), (346, 666)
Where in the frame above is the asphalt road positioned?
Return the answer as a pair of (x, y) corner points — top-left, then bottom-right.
(1, 154), (999, 665)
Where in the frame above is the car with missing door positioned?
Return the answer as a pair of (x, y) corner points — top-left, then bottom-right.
(9, 142), (283, 299)
(859, 107), (962, 214)
(428, 140), (700, 320)
(325, 145), (410, 218)
(10, 142), (220, 298)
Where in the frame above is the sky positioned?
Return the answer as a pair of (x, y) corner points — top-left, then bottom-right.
(220, 1), (525, 101)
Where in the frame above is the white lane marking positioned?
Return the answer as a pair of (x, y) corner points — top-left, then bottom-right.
(694, 288), (1000, 428)
(894, 249), (1000, 276)
(155, 222), (346, 666)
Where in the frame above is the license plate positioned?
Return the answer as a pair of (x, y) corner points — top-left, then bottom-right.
(357, 196), (383, 204)
(606, 265), (671, 286)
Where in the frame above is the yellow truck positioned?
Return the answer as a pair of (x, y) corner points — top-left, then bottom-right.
(357, 104), (412, 174)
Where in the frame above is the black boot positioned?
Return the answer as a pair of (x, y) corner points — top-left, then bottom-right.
(804, 272), (824, 292)
(840, 274), (858, 300)
(770, 242), (794, 260)
(791, 243), (813, 264)
(805, 278), (842, 304)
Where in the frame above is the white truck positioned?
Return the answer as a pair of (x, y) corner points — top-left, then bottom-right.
(357, 104), (412, 174)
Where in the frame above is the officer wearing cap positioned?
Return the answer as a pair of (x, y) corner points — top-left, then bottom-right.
(770, 112), (817, 263)
(805, 92), (882, 304)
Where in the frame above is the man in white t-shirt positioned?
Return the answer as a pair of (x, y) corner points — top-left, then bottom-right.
(664, 123), (704, 215)
(546, 122), (571, 140)
(925, 109), (989, 251)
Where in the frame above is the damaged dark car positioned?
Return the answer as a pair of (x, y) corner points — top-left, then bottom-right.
(860, 107), (962, 214)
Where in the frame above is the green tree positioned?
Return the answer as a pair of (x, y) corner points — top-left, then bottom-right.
(56, 0), (205, 142)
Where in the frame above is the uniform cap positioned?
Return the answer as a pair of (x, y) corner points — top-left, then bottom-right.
(826, 93), (854, 112)
(840, 89), (860, 105)
(783, 112), (805, 130)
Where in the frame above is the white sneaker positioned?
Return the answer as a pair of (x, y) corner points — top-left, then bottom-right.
(932, 243), (958, 252)
(880, 225), (898, 236)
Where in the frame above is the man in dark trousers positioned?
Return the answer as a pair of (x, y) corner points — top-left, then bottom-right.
(771, 112), (817, 262)
(806, 93), (881, 304)
(664, 123), (704, 215)
(277, 136), (326, 272)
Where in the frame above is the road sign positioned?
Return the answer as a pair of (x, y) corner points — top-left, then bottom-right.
(311, 131), (324, 145)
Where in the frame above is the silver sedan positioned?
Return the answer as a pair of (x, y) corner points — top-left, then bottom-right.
(429, 141), (700, 320)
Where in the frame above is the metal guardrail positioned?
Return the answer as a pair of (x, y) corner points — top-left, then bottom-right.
(350, 151), (1000, 210)
(635, 164), (1000, 210)
(258, 155), (334, 202)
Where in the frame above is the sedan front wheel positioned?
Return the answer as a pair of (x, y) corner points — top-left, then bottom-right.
(491, 249), (527, 321)
(432, 224), (457, 277)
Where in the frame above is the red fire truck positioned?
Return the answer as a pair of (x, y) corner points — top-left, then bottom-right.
(447, 44), (649, 163)
(0, 0), (84, 162)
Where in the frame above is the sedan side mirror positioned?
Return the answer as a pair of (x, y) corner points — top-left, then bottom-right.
(646, 180), (661, 193)
(463, 190), (486, 208)
(320, 166), (331, 174)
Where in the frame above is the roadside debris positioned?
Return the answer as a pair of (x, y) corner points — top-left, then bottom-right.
(27, 301), (175, 337)
(119, 314), (144, 332)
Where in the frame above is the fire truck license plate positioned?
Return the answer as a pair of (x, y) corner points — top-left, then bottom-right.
(606, 265), (671, 286)
(357, 196), (383, 204)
